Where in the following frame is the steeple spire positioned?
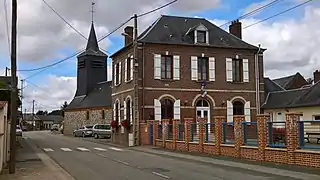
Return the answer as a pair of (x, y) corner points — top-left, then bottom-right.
(86, 22), (99, 51)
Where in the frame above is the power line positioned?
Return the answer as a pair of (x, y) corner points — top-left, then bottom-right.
(41, 0), (87, 40)
(137, 0), (178, 17)
(219, 0), (283, 28)
(243, 0), (313, 29)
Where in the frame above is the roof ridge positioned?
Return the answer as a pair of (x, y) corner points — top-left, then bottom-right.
(161, 14), (206, 20)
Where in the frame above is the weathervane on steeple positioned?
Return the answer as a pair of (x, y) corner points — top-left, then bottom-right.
(90, 1), (95, 23)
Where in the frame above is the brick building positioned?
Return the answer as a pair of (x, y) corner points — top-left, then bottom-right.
(110, 15), (265, 145)
(64, 23), (112, 135)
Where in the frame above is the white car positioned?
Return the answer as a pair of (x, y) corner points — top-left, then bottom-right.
(92, 124), (112, 139)
(16, 125), (22, 136)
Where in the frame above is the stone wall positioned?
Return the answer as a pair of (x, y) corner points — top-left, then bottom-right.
(64, 108), (112, 135)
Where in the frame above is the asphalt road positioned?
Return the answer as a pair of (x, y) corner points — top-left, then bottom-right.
(24, 131), (300, 180)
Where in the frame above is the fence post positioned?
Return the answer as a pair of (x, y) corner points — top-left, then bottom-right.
(257, 114), (269, 161)
(286, 113), (299, 165)
(162, 119), (169, 148)
(214, 116), (224, 155)
(153, 120), (159, 146)
(172, 119), (179, 150)
(198, 118), (206, 153)
(234, 115), (245, 158)
(184, 118), (192, 151)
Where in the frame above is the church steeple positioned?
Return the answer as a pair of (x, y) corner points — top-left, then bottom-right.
(86, 22), (99, 51)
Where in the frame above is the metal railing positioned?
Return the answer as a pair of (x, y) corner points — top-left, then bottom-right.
(178, 123), (185, 141)
(205, 123), (215, 143)
(222, 122), (235, 144)
(268, 121), (286, 148)
(243, 121), (258, 146)
(166, 124), (173, 140)
(190, 123), (199, 142)
(298, 120), (320, 150)
(157, 124), (162, 139)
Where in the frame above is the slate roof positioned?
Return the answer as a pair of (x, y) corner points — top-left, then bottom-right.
(66, 81), (112, 110)
(111, 15), (260, 58)
(262, 81), (320, 109)
(37, 115), (63, 124)
(272, 72), (307, 90)
(264, 77), (285, 98)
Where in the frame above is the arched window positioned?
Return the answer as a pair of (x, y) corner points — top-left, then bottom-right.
(233, 101), (244, 115)
(115, 101), (119, 122)
(161, 99), (174, 119)
(196, 99), (209, 107)
(126, 99), (131, 122)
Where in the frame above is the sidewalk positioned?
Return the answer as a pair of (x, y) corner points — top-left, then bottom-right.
(0, 137), (74, 180)
(130, 146), (320, 180)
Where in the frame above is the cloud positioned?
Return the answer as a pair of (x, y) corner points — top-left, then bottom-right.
(241, 5), (320, 79)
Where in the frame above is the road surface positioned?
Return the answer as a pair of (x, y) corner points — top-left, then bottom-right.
(23, 131), (303, 180)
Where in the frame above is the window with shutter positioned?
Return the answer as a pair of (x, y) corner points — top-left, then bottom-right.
(243, 59), (249, 82)
(119, 62), (122, 84)
(197, 57), (208, 81)
(113, 64), (117, 86)
(244, 101), (251, 122)
(227, 100), (233, 122)
(154, 99), (161, 121)
(124, 58), (128, 82)
(113, 103), (116, 120)
(129, 99), (133, 124)
(173, 55), (180, 80)
(161, 55), (173, 79)
(154, 54), (161, 79)
(191, 56), (198, 81)
(232, 59), (243, 82)
(226, 58), (233, 82)
(174, 100), (181, 120)
(209, 57), (215, 81)
(123, 100), (127, 120)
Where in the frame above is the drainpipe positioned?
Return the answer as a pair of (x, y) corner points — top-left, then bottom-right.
(142, 43), (145, 122)
(255, 44), (261, 114)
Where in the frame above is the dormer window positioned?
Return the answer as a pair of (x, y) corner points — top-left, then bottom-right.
(197, 31), (206, 43)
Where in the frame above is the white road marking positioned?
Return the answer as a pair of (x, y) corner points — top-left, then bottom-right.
(113, 159), (129, 165)
(94, 148), (107, 151)
(60, 148), (72, 152)
(43, 148), (54, 152)
(108, 147), (124, 151)
(152, 172), (170, 179)
(76, 147), (90, 152)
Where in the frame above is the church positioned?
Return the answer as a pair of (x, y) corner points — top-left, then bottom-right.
(64, 23), (112, 135)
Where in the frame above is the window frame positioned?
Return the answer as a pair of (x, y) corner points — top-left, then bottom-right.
(126, 99), (131, 122)
(197, 30), (206, 43)
(126, 57), (131, 82)
(115, 63), (120, 85)
(233, 101), (244, 115)
(161, 55), (173, 79)
(86, 111), (90, 120)
(232, 58), (243, 82)
(101, 110), (105, 119)
(197, 57), (209, 81)
(161, 99), (174, 120)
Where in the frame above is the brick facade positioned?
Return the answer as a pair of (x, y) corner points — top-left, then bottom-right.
(141, 114), (320, 168)
(64, 108), (112, 135)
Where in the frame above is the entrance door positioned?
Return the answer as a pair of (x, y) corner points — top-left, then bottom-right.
(196, 107), (210, 133)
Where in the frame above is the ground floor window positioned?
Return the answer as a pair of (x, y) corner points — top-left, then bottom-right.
(233, 101), (244, 115)
(161, 99), (174, 120)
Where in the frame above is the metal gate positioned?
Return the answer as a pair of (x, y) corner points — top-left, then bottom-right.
(149, 124), (153, 145)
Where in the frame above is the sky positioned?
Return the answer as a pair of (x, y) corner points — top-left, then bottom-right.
(0, 0), (319, 112)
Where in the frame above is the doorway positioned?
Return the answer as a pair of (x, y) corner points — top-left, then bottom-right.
(196, 99), (210, 133)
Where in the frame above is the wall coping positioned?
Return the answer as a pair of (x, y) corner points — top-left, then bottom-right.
(204, 143), (215, 146)
(241, 146), (258, 149)
(265, 147), (287, 151)
(295, 149), (320, 155)
(221, 144), (235, 147)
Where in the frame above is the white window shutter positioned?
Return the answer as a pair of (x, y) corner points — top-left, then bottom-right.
(243, 59), (249, 82)
(124, 59), (128, 82)
(123, 101), (127, 120)
(173, 55), (180, 80)
(174, 100), (181, 120)
(118, 103), (121, 121)
(130, 55), (134, 81)
(113, 64), (117, 86)
(113, 103), (116, 120)
(191, 56), (198, 80)
(130, 100), (133, 124)
(227, 100), (233, 122)
(209, 57), (215, 81)
(226, 58), (233, 82)
(119, 62), (122, 84)
(244, 101), (251, 122)
(154, 99), (161, 121)
(154, 54), (161, 79)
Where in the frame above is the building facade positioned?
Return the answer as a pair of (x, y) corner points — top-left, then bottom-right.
(64, 23), (112, 135)
(110, 16), (265, 145)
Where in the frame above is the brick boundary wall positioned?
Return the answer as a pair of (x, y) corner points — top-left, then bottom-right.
(141, 114), (320, 168)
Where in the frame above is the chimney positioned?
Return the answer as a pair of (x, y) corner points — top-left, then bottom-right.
(124, 26), (133, 46)
(229, 19), (242, 39)
(314, 70), (320, 83)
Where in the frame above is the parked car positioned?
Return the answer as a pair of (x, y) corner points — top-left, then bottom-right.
(51, 124), (59, 131)
(92, 124), (111, 139)
(73, 125), (93, 137)
(16, 125), (22, 136)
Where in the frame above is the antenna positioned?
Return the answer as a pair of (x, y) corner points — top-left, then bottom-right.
(91, 1), (95, 23)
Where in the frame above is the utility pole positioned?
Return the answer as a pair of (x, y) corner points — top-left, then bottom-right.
(5, 67), (9, 76)
(20, 80), (23, 122)
(9, 0), (17, 174)
(32, 100), (35, 131)
(132, 14), (140, 146)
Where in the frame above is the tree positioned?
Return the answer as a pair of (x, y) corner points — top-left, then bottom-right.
(36, 110), (48, 115)
(61, 101), (68, 117)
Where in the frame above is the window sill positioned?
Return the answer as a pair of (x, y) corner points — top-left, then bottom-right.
(158, 79), (176, 82)
(227, 81), (246, 84)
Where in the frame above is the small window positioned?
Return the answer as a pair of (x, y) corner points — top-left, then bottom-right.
(101, 110), (105, 119)
(161, 55), (173, 79)
(233, 101), (244, 115)
(127, 57), (131, 81)
(198, 57), (208, 81)
(314, 115), (320, 120)
(232, 59), (243, 82)
(115, 63), (120, 85)
(86, 111), (89, 120)
(197, 30), (206, 43)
